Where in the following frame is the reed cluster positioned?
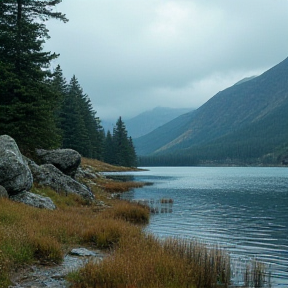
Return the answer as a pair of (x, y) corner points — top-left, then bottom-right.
(68, 235), (231, 288)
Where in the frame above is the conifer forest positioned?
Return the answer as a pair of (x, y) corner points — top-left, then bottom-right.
(0, 0), (137, 167)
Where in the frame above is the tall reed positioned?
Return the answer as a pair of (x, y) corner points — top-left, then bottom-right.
(69, 235), (231, 288)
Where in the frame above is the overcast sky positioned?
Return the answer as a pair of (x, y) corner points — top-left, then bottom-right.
(45, 0), (288, 121)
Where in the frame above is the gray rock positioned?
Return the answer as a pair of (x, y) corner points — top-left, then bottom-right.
(29, 162), (94, 201)
(69, 248), (101, 257)
(75, 165), (102, 180)
(0, 135), (33, 195)
(0, 185), (8, 198)
(10, 191), (56, 210)
(36, 148), (81, 178)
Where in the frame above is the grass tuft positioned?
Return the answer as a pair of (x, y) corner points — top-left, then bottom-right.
(68, 235), (231, 288)
(31, 236), (63, 264)
(100, 201), (150, 225)
(99, 180), (146, 193)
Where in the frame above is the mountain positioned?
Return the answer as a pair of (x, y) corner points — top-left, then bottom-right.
(135, 57), (288, 165)
(234, 75), (257, 86)
(101, 107), (193, 138)
(126, 107), (193, 139)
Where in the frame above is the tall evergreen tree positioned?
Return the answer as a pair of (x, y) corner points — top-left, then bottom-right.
(59, 75), (104, 159)
(60, 75), (90, 155)
(50, 64), (68, 136)
(113, 117), (129, 166)
(0, 0), (68, 153)
(104, 117), (137, 167)
(128, 136), (137, 167)
(104, 130), (115, 164)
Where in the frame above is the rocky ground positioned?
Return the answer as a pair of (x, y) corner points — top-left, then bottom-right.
(9, 248), (105, 288)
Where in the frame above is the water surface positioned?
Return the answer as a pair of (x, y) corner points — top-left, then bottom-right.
(109, 167), (288, 287)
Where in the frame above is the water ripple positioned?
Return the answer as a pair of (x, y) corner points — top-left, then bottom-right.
(119, 167), (288, 287)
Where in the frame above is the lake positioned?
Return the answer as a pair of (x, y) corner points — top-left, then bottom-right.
(107, 167), (288, 287)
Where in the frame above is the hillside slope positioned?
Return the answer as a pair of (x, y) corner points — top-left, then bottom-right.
(125, 107), (193, 139)
(135, 57), (288, 163)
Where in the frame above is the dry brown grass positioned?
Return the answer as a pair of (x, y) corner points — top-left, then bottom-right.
(0, 195), (144, 287)
(68, 235), (231, 288)
(0, 158), (266, 288)
(100, 201), (150, 225)
(81, 157), (142, 172)
(99, 180), (146, 193)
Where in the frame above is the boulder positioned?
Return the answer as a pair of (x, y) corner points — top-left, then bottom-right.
(36, 148), (81, 178)
(10, 191), (56, 210)
(0, 135), (33, 195)
(0, 185), (8, 198)
(29, 162), (94, 201)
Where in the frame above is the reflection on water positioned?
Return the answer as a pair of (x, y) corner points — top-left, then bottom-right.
(114, 167), (288, 287)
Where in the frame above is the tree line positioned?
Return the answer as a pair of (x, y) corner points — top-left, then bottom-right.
(0, 0), (137, 167)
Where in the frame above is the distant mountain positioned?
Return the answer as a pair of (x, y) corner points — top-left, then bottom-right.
(135, 57), (288, 165)
(124, 107), (193, 139)
(101, 119), (115, 133)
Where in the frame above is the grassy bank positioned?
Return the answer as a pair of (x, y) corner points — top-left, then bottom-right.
(68, 236), (232, 288)
(0, 158), (149, 287)
(0, 158), (265, 287)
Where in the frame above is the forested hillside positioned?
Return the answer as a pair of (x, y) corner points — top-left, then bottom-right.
(136, 57), (288, 165)
(0, 0), (137, 167)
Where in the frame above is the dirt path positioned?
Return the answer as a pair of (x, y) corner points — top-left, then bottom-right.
(10, 248), (105, 288)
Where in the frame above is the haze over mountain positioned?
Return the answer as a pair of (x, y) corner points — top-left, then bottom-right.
(125, 107), (193, 139)
(101, 107), (193, 138)
(135, 57), (288, 165)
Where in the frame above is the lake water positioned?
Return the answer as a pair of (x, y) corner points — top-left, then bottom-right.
(108, 167), (288, 287)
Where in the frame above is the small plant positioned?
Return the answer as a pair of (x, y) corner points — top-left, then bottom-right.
(244, 260), (267, 288)
(160, 198), (174, 204)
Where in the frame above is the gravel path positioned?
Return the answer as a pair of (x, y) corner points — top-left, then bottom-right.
(10, 248), (105, 288)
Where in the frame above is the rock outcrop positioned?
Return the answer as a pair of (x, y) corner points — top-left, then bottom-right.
(0, 135), (95, 208)
(0, 135), (33, 195)
(36, 148), (81, 178)
(10, 191), (56, 210)
(29, 161), (94, 201)
(0, 185), (8, 198)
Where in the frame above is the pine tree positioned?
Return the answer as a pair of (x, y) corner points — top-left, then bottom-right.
(60, 76), (90, 155)
(105, 117), (137, 167)
(59, 75), (104, 159)
(128, 136), (137, 167)
(104, 130), (115, 164)
(50, 64), (68, 138)
(0, 0), (68, 153)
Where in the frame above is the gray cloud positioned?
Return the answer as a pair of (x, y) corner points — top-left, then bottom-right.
(45, 0), (288, 120)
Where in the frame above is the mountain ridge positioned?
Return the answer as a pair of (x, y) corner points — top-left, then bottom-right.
(135, 57), (288, 164)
